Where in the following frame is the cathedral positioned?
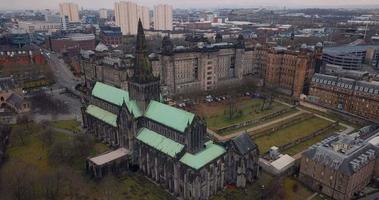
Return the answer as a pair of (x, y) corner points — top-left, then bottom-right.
(82, 20), (259, 200)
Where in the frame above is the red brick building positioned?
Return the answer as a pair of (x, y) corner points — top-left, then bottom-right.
(0, 50), (45, 66)
(50, 33), (96, 53)
(309, 73), (379, 122)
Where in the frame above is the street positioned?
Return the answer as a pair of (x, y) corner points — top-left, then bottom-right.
(28, 49), (83, 122)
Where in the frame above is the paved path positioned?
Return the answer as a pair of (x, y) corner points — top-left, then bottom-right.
(358, 191), (379, 200)
(208, 110), (305, 142)
(306, 192), (319, 200)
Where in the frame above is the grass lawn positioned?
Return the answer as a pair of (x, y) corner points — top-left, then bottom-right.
(283, 125), (344, 156)
(254, 116), (333, 153)
(218, 108), (300, 136)
(51, 119), (81, 132)
(299, 105), (361, 129)
(0, 122), (173, 200)
(196, 98), (288, 130)
(212, 172), (274, 200)
(283, 177), (315, 199)
(212, 172), (316, 200)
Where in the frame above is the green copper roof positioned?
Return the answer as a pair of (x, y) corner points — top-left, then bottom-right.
(86, 105), (117, 127)
(91, 82), (142, 117)
(144, 100), (195, 133)
(179, 141), (226, 170)
(136, 128), (184, 158)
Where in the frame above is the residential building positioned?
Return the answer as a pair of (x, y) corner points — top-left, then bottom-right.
(49, 33), (96, 53)
(114, 1), (150, 35)
(299, 126), (379, 200)
(59, 2), (80, 22)
(99, 9), (108, 19)
(138, 6), (150, 29)
(264, 45), (315, 97)
(83, 20), (259, 200)
(154, 4), (173, 31)
(309, 73), (379, 122)
(99, 26), (123, 46)
(17, 21), (61, 33)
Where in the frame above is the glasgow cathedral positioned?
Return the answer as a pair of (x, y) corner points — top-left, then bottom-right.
(82, 20), (259, 200)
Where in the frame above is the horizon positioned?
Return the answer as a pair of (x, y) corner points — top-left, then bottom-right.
(0, 0), (379, 11)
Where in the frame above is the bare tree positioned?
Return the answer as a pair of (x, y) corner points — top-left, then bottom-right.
(225, 98), (238, 120)
(40, 127), (54, 148)
(5, 161), (37, 200)
(100, 176), (119, 200)
(12, 126), (30, 146)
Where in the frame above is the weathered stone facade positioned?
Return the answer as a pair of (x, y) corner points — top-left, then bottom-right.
(80, 50), (134, 89)
(152, 39), (316, 98)
(309, 73), (379, 122)
(264, 47), (315, 97)
(82, 20), (259, 200)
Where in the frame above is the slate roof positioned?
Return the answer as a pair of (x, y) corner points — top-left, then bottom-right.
(86, 105), (117, 127)
(0, 77), (16, 91)
(303, 129), (379, 176)
(231, 133), (257, 155)
(312, 73), (379, 95)
(179, 141), (226, 170)
(144, 100), (195, 133)
(136, 128), (184, 158)
(6, 93), (24, 109)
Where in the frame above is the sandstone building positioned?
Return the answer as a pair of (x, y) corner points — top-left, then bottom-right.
(299, 126), (379, 200)
(152, 37), (317, 98)
(82, 20), (259, 200)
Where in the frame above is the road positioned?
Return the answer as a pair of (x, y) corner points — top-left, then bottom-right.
(46, 52), (79, 89)
(28, 49), (83, 123)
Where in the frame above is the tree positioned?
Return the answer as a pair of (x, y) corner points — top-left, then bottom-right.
(40, 127), (54, 148)
(262, 177), (285, 200)
(41, 169), (64, 200)
(48, 140), (75, 164)
(73, 133), (94, 158)
(225, 98), (238, 120)
(4, 161), (37, 200)
(12, 126), (30, 146)
(99, 176), (119, 200)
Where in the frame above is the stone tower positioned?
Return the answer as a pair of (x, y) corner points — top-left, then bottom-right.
(128, 19), (160, 112)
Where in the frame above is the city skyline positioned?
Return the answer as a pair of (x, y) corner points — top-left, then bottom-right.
(0, 0), (379, 10)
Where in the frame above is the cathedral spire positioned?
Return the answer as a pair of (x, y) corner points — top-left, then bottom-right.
(133, 18), (156, 84)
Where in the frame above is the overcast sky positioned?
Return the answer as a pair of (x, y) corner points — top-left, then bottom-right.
(0, 0), (378, 10)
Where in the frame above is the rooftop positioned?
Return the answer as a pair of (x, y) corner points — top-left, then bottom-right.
(89, 148), (129, 166)
(303, 127), (379, 175)
(144, 100), (195, 133)
(91, 82), (141, 117)
(86, 104), (117, 127)
(136, 128), (184, 158)
(179, 141), (226, 170)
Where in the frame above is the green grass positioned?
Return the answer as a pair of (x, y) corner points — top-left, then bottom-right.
(51, 119), (81, 132)
(205, 99), (288, 130)
(1, 122), (173, 200)
(212, 173), (316, 200)
(283, 177), (315, 199)
(212, 172), (274, 200)
(254, 117), (333, 153)
(218, 108), (300, 136)
(283, 125), (344, 156)
(299, 105), (361, 129)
